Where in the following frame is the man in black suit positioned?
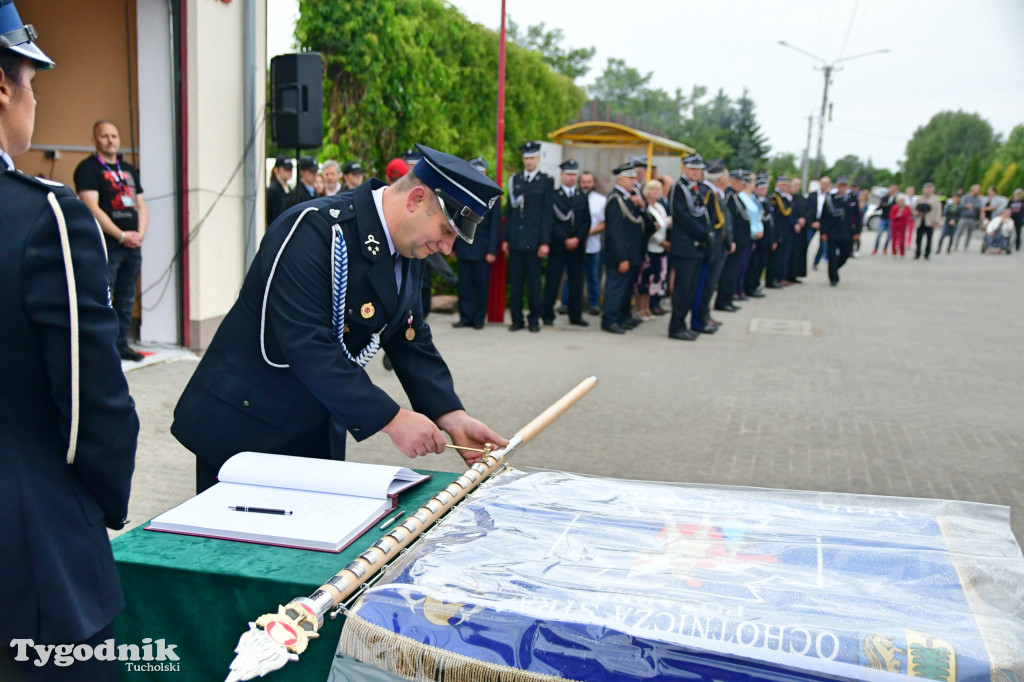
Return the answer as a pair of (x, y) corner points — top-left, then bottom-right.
(542, 159), (591, 326)
(503, 141), (552, 332)
(667, 153), (712, 340)
(0, 11), (138, 678)
(453, 156), (500, 329)
(283, 156), (320, 209)
(266, 156), (293, 226)
(172, 145), (507, 493)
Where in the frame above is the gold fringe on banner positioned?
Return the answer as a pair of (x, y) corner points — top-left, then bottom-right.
(338, 613), (582, 682)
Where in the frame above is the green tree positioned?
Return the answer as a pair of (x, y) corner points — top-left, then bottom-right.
(507, 18), (595, 80)
(903, 111), (997, 193)
(980, 161), (1003, 192)
(730, 90), (771, 170)
(996, 124), (1024, 166)
(767, 153), (800, 179)
(295, 0), (585, 176)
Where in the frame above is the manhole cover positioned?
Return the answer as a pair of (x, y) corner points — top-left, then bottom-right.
(748, 318), (812, 336)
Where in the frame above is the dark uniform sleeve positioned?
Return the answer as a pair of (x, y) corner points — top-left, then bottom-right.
(575, 194), (591, 242)
(540, 180), (554, 246)
(22, 191), (138, 529)
(488, 207), (501, 256)
(266, 210), (403, 439)
(669, 184), (711, 243)
(604, 195), (629, 265)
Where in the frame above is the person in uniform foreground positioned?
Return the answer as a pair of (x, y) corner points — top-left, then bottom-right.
(0, 3), (138, 678)
(172, 145), (507, 493)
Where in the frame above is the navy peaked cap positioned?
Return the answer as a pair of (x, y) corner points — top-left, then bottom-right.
(730, 168), (749, 180)
(519, 141), (541, 157)
(342, 161), (363, 175)
(0, 0), (53, 69)
(467, 156), (488, 173)
(559, 159), (580, 173)
(706, 158), (727, 174)
(612, 161), (638, 177)
(836, 175), (849, 184)
(412, 144), (502, 245)
(297, 156), (318, 171)
(682, 153), (705, 169)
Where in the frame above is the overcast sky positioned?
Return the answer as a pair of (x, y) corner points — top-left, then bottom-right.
(268, 0), (1024, 171)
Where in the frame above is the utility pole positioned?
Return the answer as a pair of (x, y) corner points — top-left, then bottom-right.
(801, 114), (813, 186)
(779, 41), (890, 182)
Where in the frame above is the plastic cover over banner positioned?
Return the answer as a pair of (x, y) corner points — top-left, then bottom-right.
(333, 470), (1024, 681)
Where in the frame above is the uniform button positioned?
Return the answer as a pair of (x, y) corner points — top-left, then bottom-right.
(349, 204), (355, 211)
(242, 400), (250, 408)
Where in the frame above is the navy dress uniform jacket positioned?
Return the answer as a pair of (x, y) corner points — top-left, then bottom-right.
(820, 191), (850, 238)
(551, 187), (591, 249)
(504, 171), (553, 251)
(667, 179), (712, 259)
(725, 187), (752, 250)
(171, 181), (463, 472)
(0, 169), (138, 643)
(602, 187), (650, 267)
(453, 204), (500, 261)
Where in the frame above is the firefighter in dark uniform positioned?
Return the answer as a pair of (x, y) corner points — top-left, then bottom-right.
(503, 141), (552, 332)
(721, 168), (751, 308)
(747, 172), (776, 293)
(601, 160), (652, 334)
(667, 153), (712, 341)
(697, 159), (729, 331)
(821, 175), (853, 286)
(769, 175), (795, 287)
(542, 159), (591, 326)
(452, 156), (500, 329)
(0, 5), (138, 678)
(172, 145), (507, 493)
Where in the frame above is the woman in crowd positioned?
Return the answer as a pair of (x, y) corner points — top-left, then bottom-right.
(737, 172), (763, 297)
(313, 170), (326, 197)
(635, 180), (671, 319)
(888, 194), (914, 258)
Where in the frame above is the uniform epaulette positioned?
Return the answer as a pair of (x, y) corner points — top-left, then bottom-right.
(3, 169), (74, 197)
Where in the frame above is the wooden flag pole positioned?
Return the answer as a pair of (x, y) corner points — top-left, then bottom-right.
(225, 377), (598, 682)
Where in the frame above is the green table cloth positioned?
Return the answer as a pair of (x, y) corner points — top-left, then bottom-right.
(113, 470), (458, 681)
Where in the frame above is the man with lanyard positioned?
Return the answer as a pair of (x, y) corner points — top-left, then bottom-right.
(701, 159), (734, 325)
(821, 175), (852, 286)
(601, 160), (651, 334)
(503, 141), (552, 332)
(667, 153), (712, 341)
(172, 145), (507, 493)
(74, 120), (148, 361)
(542, 159), (591, 327)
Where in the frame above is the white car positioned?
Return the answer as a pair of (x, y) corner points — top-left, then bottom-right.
(861, 186), (888, 231)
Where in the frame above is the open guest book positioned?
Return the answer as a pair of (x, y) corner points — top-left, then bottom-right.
(146, 452), (430, 552)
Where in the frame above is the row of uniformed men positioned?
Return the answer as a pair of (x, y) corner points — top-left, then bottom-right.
(464, 143), (861, 340)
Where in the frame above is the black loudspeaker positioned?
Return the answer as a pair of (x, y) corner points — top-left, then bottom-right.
(270, 52), (324, 150)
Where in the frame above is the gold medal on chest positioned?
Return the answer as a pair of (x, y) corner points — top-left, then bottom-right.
(405, 328), (416, 341)
(360, 303), (375, 319)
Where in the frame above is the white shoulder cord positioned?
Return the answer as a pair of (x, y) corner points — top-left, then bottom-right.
(260, 207), (383, 369)
(46, 193), (79, 465)
(507, 176), (523, 210)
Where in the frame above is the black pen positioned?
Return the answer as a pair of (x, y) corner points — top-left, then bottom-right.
(228, 506), (293, 515)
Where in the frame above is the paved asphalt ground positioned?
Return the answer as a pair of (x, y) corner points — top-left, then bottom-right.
(118, 240), (1024, 545)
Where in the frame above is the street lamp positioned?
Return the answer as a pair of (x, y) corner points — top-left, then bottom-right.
(779, 40), (890, 180)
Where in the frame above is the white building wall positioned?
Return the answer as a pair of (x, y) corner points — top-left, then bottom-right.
(187, 0), (267, 350)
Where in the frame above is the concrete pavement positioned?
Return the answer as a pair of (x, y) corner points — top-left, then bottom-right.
(118, 244), (1024, 543)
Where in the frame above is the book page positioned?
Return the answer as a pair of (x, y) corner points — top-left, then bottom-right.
(217, 452), (426, 499)
(147, 482), (392, 552)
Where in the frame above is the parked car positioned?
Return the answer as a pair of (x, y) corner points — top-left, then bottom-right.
(860, 186), (888, 231)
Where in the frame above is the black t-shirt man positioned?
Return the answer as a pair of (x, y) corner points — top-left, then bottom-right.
(73, 154), (144, 248)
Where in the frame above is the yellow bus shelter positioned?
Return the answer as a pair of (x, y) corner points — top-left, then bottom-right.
(548, 121), (695, 181)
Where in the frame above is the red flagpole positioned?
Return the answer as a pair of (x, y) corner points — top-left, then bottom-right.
(487, 0), (508, 323)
